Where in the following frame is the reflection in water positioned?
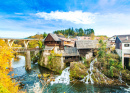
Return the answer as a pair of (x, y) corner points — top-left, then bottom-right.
(9, 55), (130, 93)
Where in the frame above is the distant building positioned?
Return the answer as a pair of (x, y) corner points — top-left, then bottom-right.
(75, 36), (107, 41)
(108, 35), (116, 47)
(115, 35), (130, 70)
(59, 37), (74, 47)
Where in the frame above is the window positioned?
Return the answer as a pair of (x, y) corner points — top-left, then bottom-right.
(112, 41), (115, 42)
(124, 44), (129, 47)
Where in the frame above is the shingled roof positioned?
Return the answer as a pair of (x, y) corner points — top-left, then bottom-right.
(117, 35), (130, 43)
(49, 33), (61, 41)
(75, 40), (99, 49)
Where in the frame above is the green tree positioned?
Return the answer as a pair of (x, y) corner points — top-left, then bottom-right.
(98, 40), (106, 58)
(38, 40), (43, 48)
(43, 32), (47, 38)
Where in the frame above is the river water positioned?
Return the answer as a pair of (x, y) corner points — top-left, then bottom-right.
(9, 56), (130, 93)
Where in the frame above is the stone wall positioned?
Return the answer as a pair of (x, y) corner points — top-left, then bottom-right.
(85, 52), (93, 59)
(38, 52), (65, 73)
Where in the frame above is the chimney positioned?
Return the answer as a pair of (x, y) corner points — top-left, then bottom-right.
(126, 36), (128, 40)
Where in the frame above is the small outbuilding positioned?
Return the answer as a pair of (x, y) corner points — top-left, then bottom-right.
(74, 40), (99, 59)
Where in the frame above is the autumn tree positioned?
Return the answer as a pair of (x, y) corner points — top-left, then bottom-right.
(0, 39), (18, 93)
(90, 33), (95, 40)
(28, 40), (38, 48)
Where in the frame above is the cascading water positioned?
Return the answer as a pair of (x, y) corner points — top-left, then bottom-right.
(81, 58), (97, 84)
(10, 55), (130, 92)
(118, 71), (124, 84)
(125, 84), (130, 92)
(119, 72), (130, 92)
(81, 58), (112, 84)
(50, 67), (70, 85)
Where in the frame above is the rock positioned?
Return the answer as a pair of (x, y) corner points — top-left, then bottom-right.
(70, 62), (87, 80)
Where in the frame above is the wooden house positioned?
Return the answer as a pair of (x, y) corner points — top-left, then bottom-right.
(43, 33), (80, 66)
(74, 40), (99, 59)
(44, 33), (64, 50)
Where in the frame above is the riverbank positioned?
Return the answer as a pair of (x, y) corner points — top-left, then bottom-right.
(10, 55), (130, 93)
(69, 60), (129, 87)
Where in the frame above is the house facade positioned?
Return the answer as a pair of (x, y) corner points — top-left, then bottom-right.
(115, 35), (130, 70)
(74, 40), (99, 59)
(43, 33), (80, 64)
(108, 35), (116, 47)
(44, 33), (64, 51)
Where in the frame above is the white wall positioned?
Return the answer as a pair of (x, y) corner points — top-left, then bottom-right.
(116, 49), (122, 57)
(122, 43), (130, 50)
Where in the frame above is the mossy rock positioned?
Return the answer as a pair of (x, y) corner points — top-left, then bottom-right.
(70, 62), (87, 80)
(91, 75), (96, 82)
(92, 69), (96, 73)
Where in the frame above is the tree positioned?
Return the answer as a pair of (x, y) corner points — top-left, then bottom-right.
(28, 40), (38, 48)
(78, 28), (84, 36)
(38, 40), (43, 48)
(99, 36), (105, 40)
(98, 40), (106, 58)
(53, 28), (95, 37)
(0, 39), (18, 93)
(90, 33), (95, 40)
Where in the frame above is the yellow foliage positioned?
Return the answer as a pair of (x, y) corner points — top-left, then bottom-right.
(111, 46), (115, 51)
(90, 33), (95, 40)
(28, 40), (38, 48)
(50, 50), (62, 56)
(58, 33), (63, 36)
(12, 44), (22, 47)
(51, 50), (55, 54)
(99, 36), (105, 40)
(0, 39), (18, 93)
(55, 53), (62, 57)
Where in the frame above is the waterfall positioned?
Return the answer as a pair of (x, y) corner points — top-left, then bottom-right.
(118, 71), (124, 83)
(81, 58), (112, 84)
(50, 67), (70, 85)
(119, 72), (130, 92)
(81, 58), (97, 84)
(125, 84), (130, 92)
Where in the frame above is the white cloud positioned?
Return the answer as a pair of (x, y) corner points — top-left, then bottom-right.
(36, 11), (97, 24)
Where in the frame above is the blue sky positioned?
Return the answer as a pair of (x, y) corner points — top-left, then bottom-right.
(0, 0), (130, 38)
